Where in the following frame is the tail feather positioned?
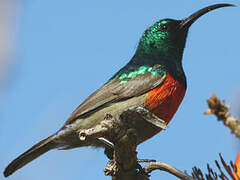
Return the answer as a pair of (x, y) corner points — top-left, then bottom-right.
(4, 135), (57, 177)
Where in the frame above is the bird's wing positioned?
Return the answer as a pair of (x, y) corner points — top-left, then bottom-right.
(63, 70), (166, 126)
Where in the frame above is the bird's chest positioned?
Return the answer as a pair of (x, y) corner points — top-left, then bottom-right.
(144, 74), (186, 123)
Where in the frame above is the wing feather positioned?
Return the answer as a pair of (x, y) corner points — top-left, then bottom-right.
(63, 71), (166, 126)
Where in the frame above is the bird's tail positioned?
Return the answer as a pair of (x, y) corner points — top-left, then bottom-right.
(4, 135), (58, 177)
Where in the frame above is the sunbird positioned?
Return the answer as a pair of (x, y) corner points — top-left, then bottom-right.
(4, 3), (234, 177)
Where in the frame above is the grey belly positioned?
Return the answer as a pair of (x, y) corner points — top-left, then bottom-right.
(55, 94), (162, 148)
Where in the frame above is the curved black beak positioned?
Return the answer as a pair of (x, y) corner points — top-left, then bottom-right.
(179, 3), (235, 30)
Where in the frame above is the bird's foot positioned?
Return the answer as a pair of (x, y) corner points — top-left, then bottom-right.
(136, 162), (150, 177)
(136, 158), (156, 177)
(104, 160), (118, 176)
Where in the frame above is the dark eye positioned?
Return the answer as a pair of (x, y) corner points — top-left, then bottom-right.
(160, 24), (168, 31)
(159, 21), (179, 32)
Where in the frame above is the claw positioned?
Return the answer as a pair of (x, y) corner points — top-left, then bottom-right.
(136, 163), (150, 177)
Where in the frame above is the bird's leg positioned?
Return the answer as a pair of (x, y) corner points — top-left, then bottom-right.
(97, 137), (114, 160)
(104, 149), (115, 176)
(104, 147), (114, 160)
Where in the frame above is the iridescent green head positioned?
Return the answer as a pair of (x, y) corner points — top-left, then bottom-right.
(137, 19), (187, 57)
(136, 4), (234, 58)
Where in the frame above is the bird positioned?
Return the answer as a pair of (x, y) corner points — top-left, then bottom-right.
(4, 3), (234, 177)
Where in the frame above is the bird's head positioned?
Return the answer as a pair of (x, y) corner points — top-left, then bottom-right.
(136, 4), (234, 59)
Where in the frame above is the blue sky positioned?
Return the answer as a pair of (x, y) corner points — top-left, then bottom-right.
(1, 0), (240, 179)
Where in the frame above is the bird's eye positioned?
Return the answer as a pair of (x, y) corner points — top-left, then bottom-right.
(159, 21), (179, 32)
(161, 24), (168, 31)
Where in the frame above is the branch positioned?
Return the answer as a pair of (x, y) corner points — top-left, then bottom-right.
(204, 94), (240, 138)
(78, 106), (193, 180)
(144, 162), (194, 180)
